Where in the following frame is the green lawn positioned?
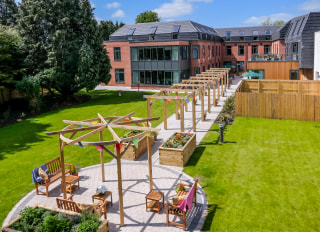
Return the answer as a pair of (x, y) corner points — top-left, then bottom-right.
(0, 90), (177, 225)
(184, 117), (320, 231)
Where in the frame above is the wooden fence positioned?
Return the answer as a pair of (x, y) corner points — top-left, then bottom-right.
(235, 80), (320, 122)
(0, 89), (24, 105)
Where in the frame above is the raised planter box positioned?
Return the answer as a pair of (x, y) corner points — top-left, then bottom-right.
(1, 204), (109, 232)
(121, 134), (154, 161)
(159, 132), (196, 167)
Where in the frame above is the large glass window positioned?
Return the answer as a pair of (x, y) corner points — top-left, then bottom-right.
(226, 46), (232, 56)
(212, 46), (214, 57)
(181, 46), (188, 60)
(165, 72), (172, 85)
(158, 47), (164, 60)
(173, 71), (179, 84)
(172, 46), (179, 61)
(145, 71), (151, 84)
(115, 69), (124, 83)
(151, 47), (157, 60)
(152, 71), (158, 85)
(264, 45), (271, 54)
(252, 45), (258, 54)
(202, 45), (205, 58)
(144, 48), (151, 60)
(238, 45), (244, 55)
(140, 71), (145, 84)
(194, 67), (200, 75)
(193, 45), (199, 59)
(164, 47), (172, 60)
(114, 47), (121, 61)
(158, 71), (164, 85)
(132, 71), (139, 84)
(131, 47), (138, 61)
(290, 70), (299, 80)
(138, 48), (144, 61)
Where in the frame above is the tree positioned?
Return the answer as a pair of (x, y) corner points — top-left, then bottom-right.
(16, 0), (111, 99)
(135, 10), (160, 24)
(0, 0), (18, 26)
(99, 20), (125, 41)
(261, 17), (285, 26)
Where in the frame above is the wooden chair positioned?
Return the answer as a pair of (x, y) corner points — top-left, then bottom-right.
(56, 197), (107, 219)
(165, 178), (198, 231)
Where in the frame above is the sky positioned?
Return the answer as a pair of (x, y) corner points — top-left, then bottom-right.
(90, 0), (320, 28)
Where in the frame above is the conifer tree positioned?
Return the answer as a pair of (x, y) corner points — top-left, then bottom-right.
(0, 0), (18, 26)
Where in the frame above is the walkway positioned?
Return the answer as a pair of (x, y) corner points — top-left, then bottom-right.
(3, 77), (242, 231)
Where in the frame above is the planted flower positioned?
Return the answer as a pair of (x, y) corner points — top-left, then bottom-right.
(162, 133), (192, 149)
(122, 130), (143, 138)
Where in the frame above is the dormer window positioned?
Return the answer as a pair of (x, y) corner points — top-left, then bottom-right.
(172, 25), (180, 40)
(128, 28), (135, 41)
(226, 31), (231, 41)
(149, 27), (157, 34)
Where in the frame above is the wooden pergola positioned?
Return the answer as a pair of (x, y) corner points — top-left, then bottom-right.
(46, 112), (160, 226)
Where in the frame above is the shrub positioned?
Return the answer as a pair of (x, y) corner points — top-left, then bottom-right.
(76, 220), (100, 232)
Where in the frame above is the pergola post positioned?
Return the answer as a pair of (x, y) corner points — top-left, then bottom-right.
(224, 73), (227, 92)
(116, 150), (125, 226)
(227, 71), (230, 89)
(201, 90), (205, 121)
(192, 93), (196, 132)
(217, 79), (220, 100)
(164, 99), (167, 130)
(213, 83), (216, 106)
(208, 87), (211, 113)
(99, 131), (105, 181)
(147, 98), (151, 118)
(147, 136), (153, 190)
(180, 100), (184, 132)
(59, 138), (67, 199)
(185, 92), (188, 112)
(221, 78), (224, 97)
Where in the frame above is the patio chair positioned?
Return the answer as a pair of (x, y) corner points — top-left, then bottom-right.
(165, 178), (198, 230)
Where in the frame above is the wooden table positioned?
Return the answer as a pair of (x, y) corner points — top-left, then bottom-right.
(64, 175), (79, 194)
(92, 191), (113, 206)
(146, 190), (164, 214)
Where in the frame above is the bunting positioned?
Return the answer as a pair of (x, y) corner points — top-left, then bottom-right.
(176, 96), (180, 100)
(167, 99), (171, 104)
(115, 143), (123, 152)
(77, 142), (85, 149)
(145, 132), (151, 137)
(160, 99), (163, 103)
(77, 125), (82, 128)
(143, 96), (146, 99)
(95, 145), (104, 152)
(132, 138), (139, 149)
(186, 99), (190, 103)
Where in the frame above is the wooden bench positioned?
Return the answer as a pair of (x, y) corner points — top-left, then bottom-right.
(35, 157), (72, 197)
(165, 178), (198, 231)
(56, 197), (107, 219)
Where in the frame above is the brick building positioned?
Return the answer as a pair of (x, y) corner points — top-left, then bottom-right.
(104, 12), (320, 87)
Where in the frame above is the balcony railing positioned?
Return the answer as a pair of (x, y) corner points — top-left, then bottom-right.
(249, 53), (285, 62)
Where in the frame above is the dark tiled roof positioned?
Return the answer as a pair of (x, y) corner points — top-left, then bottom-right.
(215, 25), (281, 37)
(110, 20), (219, 37)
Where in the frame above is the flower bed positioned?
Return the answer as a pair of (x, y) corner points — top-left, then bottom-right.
(159, 132), (196, 167)
(1, 205), (109, 232)
(120, 130), (154, 161)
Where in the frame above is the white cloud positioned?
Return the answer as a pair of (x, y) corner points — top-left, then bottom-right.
(112, 9), (125, 18)
(154, 0), (193, 18)
(95, 17), (102, 22)
(91, 2), (96, 8)
(243, 13), (293, 25)
(299, 0), (320, 11)
(106, 2), (120, 9)
(187, 0), (213, 2)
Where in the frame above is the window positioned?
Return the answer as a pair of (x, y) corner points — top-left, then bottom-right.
(226, 46), (232, 56)
(266, 35), (271, 40)
(212, 46), (214, 57)
(131, 48), (138, 61)
(292, 43), (298, 53)
(128, 35), (133, 41)
(264, 45), (271, 54)
(144, 48), (151, 60)
(164, 46), (172, 60)
(252, 45), (258, 54)
(138, 48), (144, 60)
(253, 30), (259, 35)
(265, 30), (271, 35)
(208, 45), (210, 57)
(151, 47), (157, 60)
(193, 45), (199, 59)
(128, 28), (135, 35)
(253, 36), (258, 41)
(115, 69), (124, 83)
(219, 46), (220, 56)
(158, 47), (164, 60)
(216, 46), (217, 56)
(202, 45), (205, 58)
(180, 46), (188, 60)
(212, 63), (214, 68)
(240, 31), (244, 36)
(149, 35), (155, 40)
(194, 67), (200, 75)
(202, 66), (205, 72)
(149, 27), (157, 34)
(238, 45), (244, 55)
(208, 65), (210, 70)
(114, 47), (121, 61)
(290, 70), (299, 80)
(172, 33), (178, 40)
(226, 31), (231, 41)
(173, 25), (180, 33)
(240, 36), (244, 41)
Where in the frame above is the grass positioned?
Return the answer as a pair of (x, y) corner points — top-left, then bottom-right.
(0, 90), (178, 225)
(184, 117), (320, 232)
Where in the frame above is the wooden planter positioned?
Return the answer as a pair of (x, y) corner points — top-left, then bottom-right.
(1, 204), (109, 232)
(159, 132), (196, 167)
(121, 135), (154, 161)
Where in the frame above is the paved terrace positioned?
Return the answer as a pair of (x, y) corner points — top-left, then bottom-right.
(3, 77), (242, 231)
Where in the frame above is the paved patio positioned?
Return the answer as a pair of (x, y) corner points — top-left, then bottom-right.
(3, 77), (242, 231)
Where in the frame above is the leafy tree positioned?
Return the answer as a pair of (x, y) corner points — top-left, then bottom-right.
(261, 17), (285, 26)
(99, 20), (125, 41)
(0, 0), (18, 26)
(135, 10), (160, 23)
(16, 0), (111, 99)
(0, 26), (25, 100)
(273, 20), (285, 25)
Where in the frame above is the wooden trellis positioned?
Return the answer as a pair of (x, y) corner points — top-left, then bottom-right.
(46, 112), (160, 226)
